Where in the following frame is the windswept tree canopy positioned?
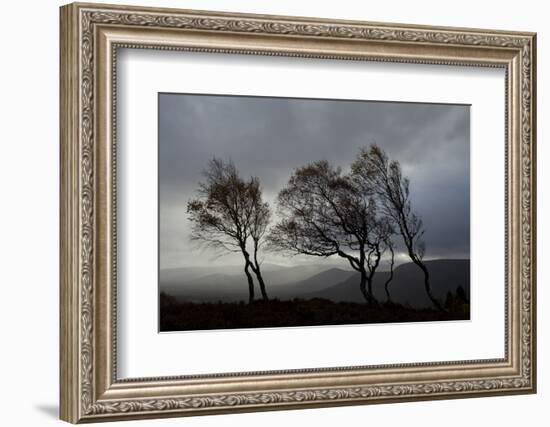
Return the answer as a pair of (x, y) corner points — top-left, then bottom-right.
(351, 145), (426, 259)
(248, 177), (271, 247)
(269, 160), (393, 304)
(187, 158), (268, 252)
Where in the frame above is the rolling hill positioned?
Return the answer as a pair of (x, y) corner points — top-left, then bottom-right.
(160, 259), (469, 308)
(302, 259), (470, 308)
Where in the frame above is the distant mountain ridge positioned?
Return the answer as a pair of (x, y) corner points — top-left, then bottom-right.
(160, 259), (470, 308)
(303, 259), (470, 308)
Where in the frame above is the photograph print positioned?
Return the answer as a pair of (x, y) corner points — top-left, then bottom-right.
(159, 93), (471, 332)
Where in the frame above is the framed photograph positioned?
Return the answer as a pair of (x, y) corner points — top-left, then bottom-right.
(60, 2), (536, 423)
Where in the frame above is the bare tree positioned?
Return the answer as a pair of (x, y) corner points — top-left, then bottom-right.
(186, 158), (270, 303)
(269, 161), (392, 304)
(351, 145), (444, 311)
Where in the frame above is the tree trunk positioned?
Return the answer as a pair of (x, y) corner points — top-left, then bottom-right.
(384, 275), (393, 303)
(359, 268), (377, 305)
(254, 267), (269, 301)
(243, 261), (255, 303)
(251, 241), (269, 301)
(384, 246), (395, 303)
(412, 258), (444, 311)
(240, 245), (256, 303)
(367, 275), (375, 304)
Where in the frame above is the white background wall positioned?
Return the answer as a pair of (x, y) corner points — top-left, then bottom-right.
(0, 0), (546, 426)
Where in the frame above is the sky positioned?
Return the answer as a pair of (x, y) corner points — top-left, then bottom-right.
(159, 93), (470, 270)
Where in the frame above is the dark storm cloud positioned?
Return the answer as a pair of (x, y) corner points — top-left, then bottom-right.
(159, 93), (469, 268)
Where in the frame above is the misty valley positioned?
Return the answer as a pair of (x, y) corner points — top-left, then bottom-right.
(160, 259), (470, 331)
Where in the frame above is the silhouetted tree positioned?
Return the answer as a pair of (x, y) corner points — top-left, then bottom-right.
(456, 285), (468, 304)
(187, 158), (270, 302)
(269, 160), (393, 304)
(351, 145), (444, 311)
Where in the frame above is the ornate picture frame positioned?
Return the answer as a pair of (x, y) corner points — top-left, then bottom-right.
(60, 2), (536, 423)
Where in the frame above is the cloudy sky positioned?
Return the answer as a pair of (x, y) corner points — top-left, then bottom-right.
(159, 93), (470, 270)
